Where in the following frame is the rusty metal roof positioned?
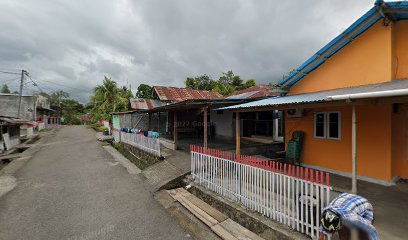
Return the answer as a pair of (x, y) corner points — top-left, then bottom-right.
(130, 98), (167, 110)
(153, 86), (222, 101)
(226, 85), (277, 99)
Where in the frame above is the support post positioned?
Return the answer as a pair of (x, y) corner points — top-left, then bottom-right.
(173, 112), (178, 150)
(203, 107), (208, 148)
(235, 112), (241, 155)
(157, 112), (160, 133)
(17, 70), (26, 118)
(148, 112), (152, 130)
(352, 105), (357, 194)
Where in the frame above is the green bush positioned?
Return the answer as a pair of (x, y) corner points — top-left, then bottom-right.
(97, 126), (108, 132)
(89, 122), (103, 131)
(114, 142), (124, 151)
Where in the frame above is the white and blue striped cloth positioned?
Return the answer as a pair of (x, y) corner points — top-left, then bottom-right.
(320, 193), (378, 240)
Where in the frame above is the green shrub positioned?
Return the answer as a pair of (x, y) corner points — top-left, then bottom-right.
(114, 142), (124, 151)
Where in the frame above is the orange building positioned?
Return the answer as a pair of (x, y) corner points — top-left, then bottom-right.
(222, 1), (408, 186)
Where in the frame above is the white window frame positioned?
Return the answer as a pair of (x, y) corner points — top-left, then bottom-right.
(314, 112), (327, 139)
(327, 111), (341, 140)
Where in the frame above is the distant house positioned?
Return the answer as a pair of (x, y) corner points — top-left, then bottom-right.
(220, 0), (408, 186)
(152, 86), (222, 102)
(0, 93), (61, 133)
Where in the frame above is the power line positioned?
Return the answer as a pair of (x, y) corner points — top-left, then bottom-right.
(34, 78), (86, 92)
(25, 73), (45, 93)
(0, 70), (20, 75)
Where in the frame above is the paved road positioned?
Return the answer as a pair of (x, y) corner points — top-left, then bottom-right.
(0, 126), (190, 240)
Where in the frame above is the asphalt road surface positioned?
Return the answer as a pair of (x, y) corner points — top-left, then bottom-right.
(0, 126), (190, 240)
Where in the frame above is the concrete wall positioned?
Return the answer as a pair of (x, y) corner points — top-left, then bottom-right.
(0, 94), (37, 121)
(392, 103), (408, 179)
(394, 20), (408, 80)
(36, 94), (50, 109)
(290, 21), (393, 94)
(210, 108), (234, 139)
(285, 104), (393, 181)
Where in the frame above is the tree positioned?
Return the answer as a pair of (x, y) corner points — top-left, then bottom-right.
(119, 86), (134, 110)
(136, 84), (153, 99)
(90, 76), (128, 116)
(61, 99), (84, 124)
(185, 75), (216, 91)
(212, 84), (236, 96)
(245, 79), (256, 89)
(49, 90), (69, 107)
(1, 84), (11, 94)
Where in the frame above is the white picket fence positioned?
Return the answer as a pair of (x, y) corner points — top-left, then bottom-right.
(190, 146), (331, 239)
(113, 130), (121, 142)
(115, 130), (161, 157)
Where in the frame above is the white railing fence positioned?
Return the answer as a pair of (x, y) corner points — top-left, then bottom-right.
(38, 122), (45, 131)
(115, 130), (160, 157)
(113, 129), (121, 142)
(27, 127), (34, 137)
(190, 145), (331, 239)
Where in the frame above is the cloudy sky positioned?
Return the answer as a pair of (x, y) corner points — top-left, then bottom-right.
(0, 0), (375, 102)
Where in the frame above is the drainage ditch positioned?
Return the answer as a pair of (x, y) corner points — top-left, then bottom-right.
(161, 176), (308, 240)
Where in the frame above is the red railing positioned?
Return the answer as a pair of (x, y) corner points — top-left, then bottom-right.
(190, 144), (330, 186)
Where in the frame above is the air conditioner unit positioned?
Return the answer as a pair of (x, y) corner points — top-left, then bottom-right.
(287, 109), (303, 118)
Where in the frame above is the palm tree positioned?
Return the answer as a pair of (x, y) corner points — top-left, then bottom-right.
(92, 76), (127, 113)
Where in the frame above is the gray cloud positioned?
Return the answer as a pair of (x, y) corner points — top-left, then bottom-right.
(0, 0), (374, 102)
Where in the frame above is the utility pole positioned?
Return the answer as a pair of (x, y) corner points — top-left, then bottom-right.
(17, 69), (26, 118)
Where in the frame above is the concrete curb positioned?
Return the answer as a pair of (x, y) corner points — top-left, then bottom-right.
(102, 145), (142, 175)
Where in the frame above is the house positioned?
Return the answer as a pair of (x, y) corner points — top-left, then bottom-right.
(145, 85), (281, 151)
(0, 93), (61, 128)
(0, 116), (28, 152)
(112, 85), (282, 151)
(0, 94), (37, 121)
(220, 0), (408, 187)
(35, 93), (61, 126)
(152, 86), (222, 102)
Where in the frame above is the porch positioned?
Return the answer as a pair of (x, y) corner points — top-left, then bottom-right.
(220, 79), (408, 191)
(175, 136), (284, 157)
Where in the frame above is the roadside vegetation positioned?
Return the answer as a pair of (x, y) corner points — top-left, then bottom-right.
(185, 70), (256, 96)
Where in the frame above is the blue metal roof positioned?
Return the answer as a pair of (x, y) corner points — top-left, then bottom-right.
(279, 1), (408, 87)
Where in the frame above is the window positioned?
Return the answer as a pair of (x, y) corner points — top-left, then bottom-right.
(314, 113), (326, 138)
(314, 112), (341, 140)
(328, 112), (341, 140)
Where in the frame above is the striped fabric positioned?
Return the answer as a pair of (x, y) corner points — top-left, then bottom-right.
(320, 193), (378, 240)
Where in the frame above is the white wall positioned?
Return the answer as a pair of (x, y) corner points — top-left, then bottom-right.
(210, 108), (234, 139)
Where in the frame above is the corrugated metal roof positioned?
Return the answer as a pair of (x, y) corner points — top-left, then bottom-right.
(279, 1), (408, 87)
(130, 98), (167, 110)
(0, 116), (29, 125)
(220, 78), (408, 110)
(226, 85), (277, 99)
(153, 86), (222, 101)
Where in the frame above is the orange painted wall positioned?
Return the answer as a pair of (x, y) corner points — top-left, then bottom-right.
(290, 21), (393, 94)
(392, 103), (408, 179)
(285, 104), (393, 181)
(394, 20), (408, 80)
